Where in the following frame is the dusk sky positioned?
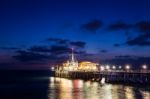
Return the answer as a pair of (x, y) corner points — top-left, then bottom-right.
(0, 0), (150, 70)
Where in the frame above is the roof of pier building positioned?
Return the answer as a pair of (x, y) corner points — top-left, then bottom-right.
(78, 61), (98, 71)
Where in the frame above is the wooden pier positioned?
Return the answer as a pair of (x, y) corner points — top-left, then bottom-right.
(55, 70), (150, 84)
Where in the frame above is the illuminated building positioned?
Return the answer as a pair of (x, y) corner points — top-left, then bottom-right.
(55, 49), (98, 72)
(61, 48), (78, 71)
(78, 61), (98, 71)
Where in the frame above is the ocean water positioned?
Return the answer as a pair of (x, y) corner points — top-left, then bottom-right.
(0, 70), (150, 99)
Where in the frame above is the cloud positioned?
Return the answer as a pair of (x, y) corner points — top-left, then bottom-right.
(108, 22), (131, 31)
(12, 44), (87, 64)
(70, 41), (86, 48)
(13, 50), (50, 62)
(13, 37), (87, 63)
(13, 46), (87, 64)
(81, 19), (102, 33)
(28, 46), (51, 52)
(108, 21), (150, 47)
(100, 49), (108, 53)
(115, 55), (132, 58)
(114, 43), (121, 47)
(28, 42), (86, 54)
(135, 21), (150, 33)
(49, 45), (70, 55)
(9, 36), (87, 66)
(49, 45), (85, 55)
(126, 33), (150, 46)
(47, 38), (69, 45)
(107, 21), (150, 33)
(0, 47), (20, 50)
(47, 37), (86, 48)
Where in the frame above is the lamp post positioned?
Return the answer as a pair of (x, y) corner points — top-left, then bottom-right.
(106, 65), (110, 71)
(125, 65), (130, 72)
(51, 66), (54, 71)
(142, 65), (147, 70)
(141, 65), (147, 73)
(119, 66), (122, 69)
(100, 66), (104, 71)
(118, 66), (122, 71)
(112, 65), (116, 70)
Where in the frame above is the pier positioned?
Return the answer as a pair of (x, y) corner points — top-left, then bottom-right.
(53, 49), (150, 85)
(54, 70), (150, 84)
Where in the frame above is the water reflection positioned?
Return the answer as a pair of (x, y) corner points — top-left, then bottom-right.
(48, 77), (150, 99)
(141, 91), (150, 99)
(124, 86), (135, 99)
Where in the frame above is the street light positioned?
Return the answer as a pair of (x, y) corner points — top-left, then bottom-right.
(100, 65), (105, 71)
(51, 66), (54, 71)
(125, 65), (130, 70)
(142, 65), (147, 70)
(118, 66), (122, 69)
(106, 65), (110, 70)
(112, 65), (116, 70)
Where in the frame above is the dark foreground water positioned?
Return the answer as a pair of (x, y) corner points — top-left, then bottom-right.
(0, 71), (150, 99)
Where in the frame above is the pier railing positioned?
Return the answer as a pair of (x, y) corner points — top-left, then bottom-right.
(55, 69), (150, 84)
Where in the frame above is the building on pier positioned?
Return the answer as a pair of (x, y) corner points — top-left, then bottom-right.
(55, 48), (98, 72)
(56, 48), (78, 72)
(78, 61), (98, 71)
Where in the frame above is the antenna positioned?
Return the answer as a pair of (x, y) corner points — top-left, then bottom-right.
(71, 47), (74, 62)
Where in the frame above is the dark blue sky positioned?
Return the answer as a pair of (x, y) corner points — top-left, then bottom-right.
(0, 0), (150, 69)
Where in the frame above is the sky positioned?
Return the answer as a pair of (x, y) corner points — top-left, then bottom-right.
(0, 0), (150, 70)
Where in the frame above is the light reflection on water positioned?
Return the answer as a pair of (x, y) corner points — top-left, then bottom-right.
(48, 77), (150, 99)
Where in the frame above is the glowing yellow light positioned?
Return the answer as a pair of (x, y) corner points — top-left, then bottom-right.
(79, 61), (97, 71)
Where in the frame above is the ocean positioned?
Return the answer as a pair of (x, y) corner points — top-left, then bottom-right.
(0, 70), (150, 99)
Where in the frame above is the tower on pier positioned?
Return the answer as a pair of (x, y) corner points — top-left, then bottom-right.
(62, 48), (78, 71)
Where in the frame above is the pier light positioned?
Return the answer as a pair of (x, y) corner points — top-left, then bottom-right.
(142, 65), (147, 70)
(125, 65), (130, 70)
(51, 66), (54, 71)
(118, 66), (122, 69)
(112, 65), (116, 70)
(100, 66), (105, 71)
(106, 65), (110, 70)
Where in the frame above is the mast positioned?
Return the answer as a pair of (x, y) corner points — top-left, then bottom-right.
(71, 48), (75, 62)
